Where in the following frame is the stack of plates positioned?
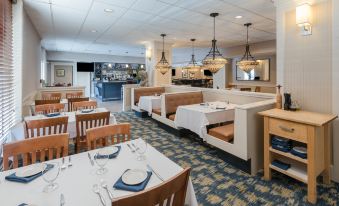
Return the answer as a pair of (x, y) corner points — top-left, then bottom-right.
(16, 164), (47, 178)
(291, 146), (307, 159)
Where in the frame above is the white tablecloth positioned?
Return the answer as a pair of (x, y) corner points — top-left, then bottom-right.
(0, 140), (198, 206)
(174, 101), (236, 141)
(10, 108), (116, 142)
(138, 96), (161, 116)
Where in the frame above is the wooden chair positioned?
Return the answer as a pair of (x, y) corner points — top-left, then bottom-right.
(86, 123), (130, 150)
(2, 133), (69, 171)
(68, 97), (90, 112)
(112, 168), (191, 206)
(35, 99), (60, 106)
(66, 92), (83, 99)
(24, 116), (68, 139)
(73, 101), (97, 111)
(35, 103), (65, 115)
(75, 111), (110, 153)
(41, 92), (62, 100)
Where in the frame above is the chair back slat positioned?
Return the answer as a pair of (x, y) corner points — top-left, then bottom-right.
(24, 116), (68, 139)
(73, 101), (97, 111)
(86, 123), (131, 150)
(66, 92), (83, 99)
(35, 103), (65, 115)
(67, 97), (89, 112)
(75, 111), (110, 153)
(35, 99), (60, 106)
(2, 134), (69, 171)
(41, 92), (62, 100)
(111, 168), (191, 206)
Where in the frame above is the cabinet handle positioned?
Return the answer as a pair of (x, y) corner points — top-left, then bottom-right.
(279, 125), (295, 133)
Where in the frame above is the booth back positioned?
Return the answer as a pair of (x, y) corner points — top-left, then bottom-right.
(164, 91), (203, 115)
(133, 87), (165, 105)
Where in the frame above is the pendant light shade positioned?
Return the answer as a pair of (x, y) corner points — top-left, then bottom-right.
(156, 34), (171, 75)
(202, 13), (228, 74)
(185, 39), (201, 75)
(237, 23), (259, 74)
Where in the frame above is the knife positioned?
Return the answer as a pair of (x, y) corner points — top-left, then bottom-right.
(87, 152), (94, 166)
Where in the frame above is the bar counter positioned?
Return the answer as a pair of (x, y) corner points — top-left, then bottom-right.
(96, 80), (137, 101)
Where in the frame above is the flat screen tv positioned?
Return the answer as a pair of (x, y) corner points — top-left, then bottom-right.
(172, 69), (176, 76)
(204, 70), (212, 76)
(77, 62), (94, 72)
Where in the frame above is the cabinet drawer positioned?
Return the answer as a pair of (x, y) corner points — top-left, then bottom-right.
(269, 118), (308, 143)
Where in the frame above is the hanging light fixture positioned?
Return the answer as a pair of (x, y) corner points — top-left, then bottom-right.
(203, 13), (228, 74)
(237, 23), (259, 74)
(185, 39), (201, 76)
(156, 34), (171, 75)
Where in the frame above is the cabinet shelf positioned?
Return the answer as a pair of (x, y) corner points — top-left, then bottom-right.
(269, 147), (308, 164)
(270, 164), (308, 184)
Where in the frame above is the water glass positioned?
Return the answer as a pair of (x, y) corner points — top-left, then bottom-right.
(135, 138), (147, 161)
(94, 149), (109, 175)
(42, 162), (60, 193)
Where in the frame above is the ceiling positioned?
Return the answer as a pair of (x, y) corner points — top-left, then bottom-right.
(23, 0), (276, 57)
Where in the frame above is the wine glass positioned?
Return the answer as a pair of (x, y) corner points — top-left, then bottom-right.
(94, 149), (109, 175)
(135, 138), (147, 161)
(42, 162), (60, 193)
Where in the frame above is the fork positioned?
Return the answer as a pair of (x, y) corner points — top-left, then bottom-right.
(127, 144), (135, 153)
(68, 156), (72, 167)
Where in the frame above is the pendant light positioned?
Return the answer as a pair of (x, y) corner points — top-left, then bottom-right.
(202, 13), (228, 74)
(156, 34), (171, 75)
(185, 38), (201, 75)
(237, 23), (259, 74)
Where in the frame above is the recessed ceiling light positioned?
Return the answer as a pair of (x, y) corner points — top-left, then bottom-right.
(104, 8), (114, 13)
(91, 29), (97, 33)
(235, 15), (243, 19)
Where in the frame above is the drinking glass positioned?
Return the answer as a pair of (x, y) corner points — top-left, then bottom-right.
(42, 162), (60, 193)
(94, 148), (109, 175)
(135, 138), (147, 161)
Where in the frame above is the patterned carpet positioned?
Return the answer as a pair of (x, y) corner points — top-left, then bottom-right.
(114, 111), (339, 206)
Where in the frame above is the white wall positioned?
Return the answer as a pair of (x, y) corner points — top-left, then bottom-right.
(276, 0), (338, 182)
(13, 0), (42, 119)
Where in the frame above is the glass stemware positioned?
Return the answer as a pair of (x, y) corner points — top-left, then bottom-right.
(94, 149), (109, 175)
(135, 138), (148, 161)
(42, 162), (60, 193)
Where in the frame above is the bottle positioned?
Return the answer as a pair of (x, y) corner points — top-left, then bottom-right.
(276, 85), (282, 109)
(284, 93), (292, 110)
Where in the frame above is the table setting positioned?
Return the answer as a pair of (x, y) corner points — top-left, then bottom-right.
(175, 101), (237, 141)
(0, 139), (198, 206)
(138, 95), (161, 116)
(9, 107), (117, 142)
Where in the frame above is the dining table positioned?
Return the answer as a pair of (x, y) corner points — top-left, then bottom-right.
(0, 139), (198, 206)
(138, 95), (161, 116)
(10, 107), (117, 142)
(174, 101), (237, 141)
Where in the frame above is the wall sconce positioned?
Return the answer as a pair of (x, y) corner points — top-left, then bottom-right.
(146, 48), (152, 61)
(296, 3), (312, 36)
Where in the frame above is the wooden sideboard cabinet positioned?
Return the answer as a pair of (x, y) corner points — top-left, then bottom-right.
(258, 109), (337, 204)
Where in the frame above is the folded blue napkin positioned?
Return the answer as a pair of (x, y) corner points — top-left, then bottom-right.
(5, 164), (54, 183)
(18, 204), (28, 206)
(291, 148), (307, 159)
(81, 109), (94, 113)
(95, 146), (121, 159)
(271, 136), (292, 146)
(272, 144), (291, 152)
(45, 112), (60, 117)
(113, 170), (152, 192)
(272, 160), (291, 170)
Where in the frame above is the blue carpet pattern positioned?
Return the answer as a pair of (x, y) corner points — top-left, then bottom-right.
(114, 111), (339, 206)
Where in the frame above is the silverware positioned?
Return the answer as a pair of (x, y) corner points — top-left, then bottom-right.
(93, 184), (106, 206)
(68, 156), (72, 167)
(127, 144), (135, 153)
(147, 164), (164, 182)
(60, 193), (65, 206)
(88, 153), (94, 166)
(131, 143), (139, 151)
(61, 158), (67, 170)
(101, 180), (114, 200)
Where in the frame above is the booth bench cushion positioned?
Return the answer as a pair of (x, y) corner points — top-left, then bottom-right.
(208, 123), (234, 142)
(152, 108), (161, 115)
(134, 87), (165, 105)
(168, 114), (176, 121)
(164, 91), (203, 119)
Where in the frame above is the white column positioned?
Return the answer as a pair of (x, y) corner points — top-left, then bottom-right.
(145, 41), (172, 87)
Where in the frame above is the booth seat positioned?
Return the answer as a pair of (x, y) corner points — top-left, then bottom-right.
(164, 91), (203, 120)
(131, 86), (165, 112)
